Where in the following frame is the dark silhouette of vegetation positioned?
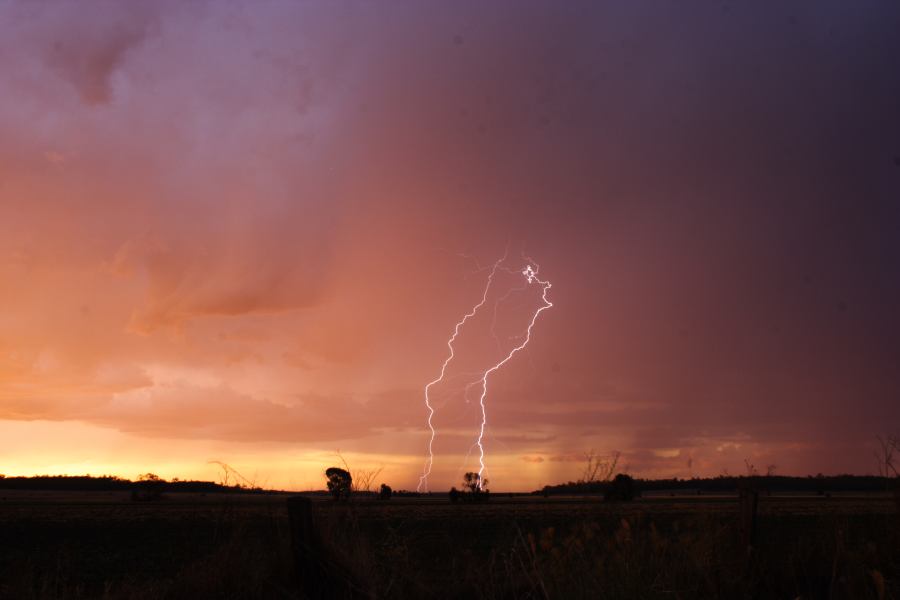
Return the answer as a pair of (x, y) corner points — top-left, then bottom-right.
(0, 472), (891, 498)
(875, 434), (900, 509)
(350, 466), (383, 494)
(448, 486), (460, 503)
(0, 474), (269, 494)
(325, 467), (352, 501)
(378, 483), (392, 500)
(131, 473), (165, 501)
(332, 451), (383, 494)
(462, 472), (484, 493)
(580, 449), (620, 484)
(536, 474), (893, 496)
(874, 435), (899, 481)
(460, 472), (490, 503)
(207, 460), (262, 490)
(3, 492), (896, 599)
(603, 473), (636, 502)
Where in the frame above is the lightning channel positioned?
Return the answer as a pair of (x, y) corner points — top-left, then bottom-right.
(474, 264), (552, 488)
(416, 254), (506, 492)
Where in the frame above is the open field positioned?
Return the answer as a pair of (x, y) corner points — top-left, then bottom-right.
(1, 491), (897, 599)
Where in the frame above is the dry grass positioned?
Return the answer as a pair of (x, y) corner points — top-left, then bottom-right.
(0, 493), (897, 599)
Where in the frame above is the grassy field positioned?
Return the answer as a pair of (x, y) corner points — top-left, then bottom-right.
(0, 491), (897, 599)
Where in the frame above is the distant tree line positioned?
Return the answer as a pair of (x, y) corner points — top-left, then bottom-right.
(2, 472), (890, 497)
(0, 474), (268, 494)
(536, 474), (890, 496)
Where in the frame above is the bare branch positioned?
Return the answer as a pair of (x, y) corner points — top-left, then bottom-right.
(332, 450), (384, 493)
(207, 461), (256, 489)
(579, 449), (621, 484)
(743, 458), (758, 477)
(874, 435), (899, 480)
(352, 466), (384, 493)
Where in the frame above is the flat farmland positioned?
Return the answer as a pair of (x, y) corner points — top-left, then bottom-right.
(0, 492), (897, 599)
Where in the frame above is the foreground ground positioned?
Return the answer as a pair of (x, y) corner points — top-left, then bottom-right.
(0, 490), (897, 599)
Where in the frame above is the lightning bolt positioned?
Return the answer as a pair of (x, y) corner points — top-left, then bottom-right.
(474, 264), (552, 488)
(489, 280), (528, 353)
(416, 255), (506, 492)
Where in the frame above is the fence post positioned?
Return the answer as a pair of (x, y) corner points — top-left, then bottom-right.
(287, 496), (371, 599)
(287, 496), (327, 598)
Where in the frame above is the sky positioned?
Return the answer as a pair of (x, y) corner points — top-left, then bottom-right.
(1, 1), (899, 491)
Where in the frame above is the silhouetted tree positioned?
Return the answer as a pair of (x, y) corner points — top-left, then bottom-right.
(462, 472), (490, 502)
(325, 467), (352, 501)
(604, 473), (636, 502)
(449, 486), (460, 503)
(462, 472), (483, 493)
(379, 483), (392, 500)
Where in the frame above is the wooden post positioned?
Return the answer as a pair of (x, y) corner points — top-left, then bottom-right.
(287, 496), (370, 599)
(739, 487), (759, 551)
(287, 496), (327, 598)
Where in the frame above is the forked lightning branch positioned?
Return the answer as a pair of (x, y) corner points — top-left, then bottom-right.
(417, 257), (553, 492)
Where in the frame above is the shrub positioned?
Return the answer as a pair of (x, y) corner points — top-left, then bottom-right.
(379, 483), (392, 500)
(604, 473), (636, 502)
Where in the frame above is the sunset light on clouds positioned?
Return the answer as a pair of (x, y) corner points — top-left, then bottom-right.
(2, 2), (900, 491)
